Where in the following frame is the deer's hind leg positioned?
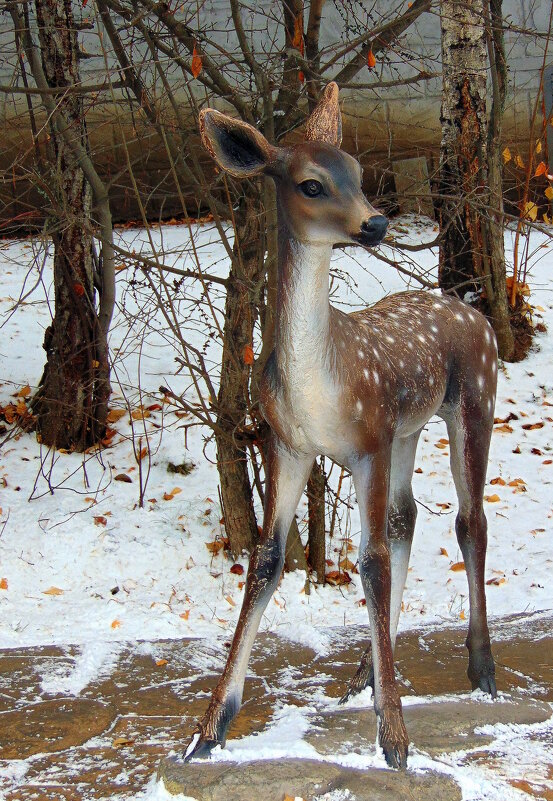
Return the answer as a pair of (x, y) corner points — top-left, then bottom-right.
(340, 430), (420, 704)
(443, 383), (497, 697)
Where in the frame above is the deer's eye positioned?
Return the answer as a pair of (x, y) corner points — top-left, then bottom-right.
(299, 179), (324, 198)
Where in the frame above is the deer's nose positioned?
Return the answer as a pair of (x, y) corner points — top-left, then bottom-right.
(360, 215), (388, 243)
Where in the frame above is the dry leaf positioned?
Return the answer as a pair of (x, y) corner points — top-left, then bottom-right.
(535, 139), (542, 154)
(325, 570), (352, 586)
(515, 154), (525, 169)
(459, 609), (466, 620)
(508, 478), (525, 487)
(225, 594), (236, 607)
(486, 576), (506, 586)
(43, 586), (64, 596)
(180, 610), (190, 620)
(367, 47), (376, 69)
(490, 477), (506, 485)
(292, 14), (304, 52)
(450, 562), (466, 572)
(156, 658), (168, 666)
(534, 161), (547, 177)
(191, 45), (202, 78)
(0, 578), (7, 590)
(230, 563), (244, 576)
(502, 146), (511, 163)
(440, 547), (449, 557)
(111, 619), (121, 629)
(522, 201), (538, 221)
(545, 185), (553, 201)
(242, 344), (254, 365)
(522, 421), (544, 430)
(94, 515), (107, 526)
(206, 540), (224, 555)
(435, 442), (448, 450)
(112, 736), (134, 748)
(107, 408), (126, 423)
(339, 557), (355, 570)
(115, 473), (132, 483)
(495, 424), (513, 433)
(484, 494), (501, 502)
(436, 502), (451, 509)
(17, 384), (31, 398)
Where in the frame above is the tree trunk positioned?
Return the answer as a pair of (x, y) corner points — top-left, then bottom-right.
(32, 0), (110, 450)
(215, 192), (262, 557)
(438, 0), (514, 360)
(483, 0), (515, 360)
(307, 457), (326, 584)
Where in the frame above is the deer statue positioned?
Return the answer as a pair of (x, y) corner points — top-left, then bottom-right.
(186, 82), (497, 769)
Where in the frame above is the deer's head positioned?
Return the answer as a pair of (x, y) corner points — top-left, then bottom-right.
(199, 83), (387, 248)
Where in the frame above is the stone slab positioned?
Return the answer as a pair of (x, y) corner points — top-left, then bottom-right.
(306, 697), (552, 757)
(0, 698), (116, 759)
(158, 756), (462, 801)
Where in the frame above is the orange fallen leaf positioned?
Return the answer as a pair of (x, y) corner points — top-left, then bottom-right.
(225, 594), (236, 607)
(534, 161), (547, 177)
(495, 424), (513, 433)
(459, 609), (466, 620)
(486, 576), (506, 586)
(112, 736), (134, 748)
(17, 384), (31, 398)
(180, 610), (190, 620)
(156, 658), (168, 666)
(43, 586), (64, 596)
(339, 557), (355, 570)
(230, 563), (244, 576)
(508, 478), (526, 487)
(107, 408), (126, 423)
(450, 562), (466, 572)
(115, 473), (132, 483)
(367, 47), (376, 69)
(0, 578), (7, 590)
(111, 619), (121, 629)
(94, 515), (107, 526)
(522, 421), (544, 430)
(484, 494), (501, 502)
(440, 547), (449, 557)
(490, 477), (506, 486)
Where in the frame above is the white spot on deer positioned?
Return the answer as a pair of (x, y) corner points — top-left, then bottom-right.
(356, 400), (363, 413)
(386, 335), (395, 344)
(399, 359), (405, 368)
(481, 352), (487, 364)
(417, 364), (423, 373)
(373, 348), (380, 359)
(373, 370), (380, 384)
(432, 302), (442, 309)
(492, 360), (497, 374)
(487, 397), (493, 412)
(477, 374), (485, 389)
(429, 375), (435, 386)
(363, 368), (370, 379)
(407, 341), (414, 350)
(485, 327), (492, 344)
(417, 333), (426, 344)
(431, 325), (439, 333)
(455, 313), (464, 322)
(357, 350), (364, 359)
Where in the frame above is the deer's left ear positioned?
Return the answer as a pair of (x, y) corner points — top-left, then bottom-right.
(304, 82), (342, 148)
(199, 109), (279, 178)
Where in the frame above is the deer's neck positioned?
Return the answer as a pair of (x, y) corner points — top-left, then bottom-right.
(275, 222), (332, 370)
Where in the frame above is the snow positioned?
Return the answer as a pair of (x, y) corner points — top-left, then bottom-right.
(0, 216), (552, 799)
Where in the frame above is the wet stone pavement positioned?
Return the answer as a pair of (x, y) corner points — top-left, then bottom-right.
(0, 612), (552, 801)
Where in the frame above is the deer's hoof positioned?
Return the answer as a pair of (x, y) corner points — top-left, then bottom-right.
(183, 734), (221, 762)
(382, 741), (408, 770)
(378, 709), (409, 770)
(468, 650), (497, 698)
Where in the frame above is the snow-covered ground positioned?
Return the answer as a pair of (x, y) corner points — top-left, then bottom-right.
(1, 217), (552, 800)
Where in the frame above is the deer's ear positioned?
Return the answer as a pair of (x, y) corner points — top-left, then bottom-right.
(304, 82), (342, 148)
(199, 109), (278, 177)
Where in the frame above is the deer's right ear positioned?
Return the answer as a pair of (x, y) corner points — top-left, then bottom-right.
(199, 109), (279, 178)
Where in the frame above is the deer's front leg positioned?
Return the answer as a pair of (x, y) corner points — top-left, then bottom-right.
(184, 438), (314, 760)
(352, 451), (409, 770)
